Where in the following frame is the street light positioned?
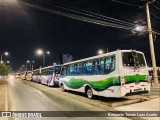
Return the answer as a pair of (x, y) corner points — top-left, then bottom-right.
(36, 49), (50, 67)
(1, 51), (9, 63)
(31, 61), (35, 71)
(21, 65), (26, 71)
(26, 60), (35, 71)
(132, 24), (146, 35)
(26, 60), (31, 71)
(36, 49), (44, 55)
(46, 51), (50, 55)
(134, 25), (145, 32)
(98, 49), (104, 55)
(4, 52), (9, 56)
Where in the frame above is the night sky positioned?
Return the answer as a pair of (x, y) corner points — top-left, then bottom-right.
(0, 0), (160, 72)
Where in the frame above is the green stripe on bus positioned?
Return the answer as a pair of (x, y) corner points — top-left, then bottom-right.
(124, 74), (147, 83)
(63, 74), (147, 91)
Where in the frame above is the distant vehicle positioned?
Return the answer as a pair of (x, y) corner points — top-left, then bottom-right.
(21, 72), (26, 80)
(59, 50), (150, 98)
(0, 76), (3, 79)
(40, 65), (62, 86)
(14, 73), (21, 78)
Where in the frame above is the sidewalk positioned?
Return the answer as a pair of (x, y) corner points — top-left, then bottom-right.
(151, 84), (160, 92)
(114, 97), (160, 120)
(0, 78), (7, 111)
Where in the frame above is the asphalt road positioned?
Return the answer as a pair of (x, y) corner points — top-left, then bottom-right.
(6, 77), (131, 120)
(8, 77), (103, 111)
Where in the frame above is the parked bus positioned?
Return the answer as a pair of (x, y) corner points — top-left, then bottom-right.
(20, 72), (26, 80)
(20, 71), (32, 80)
(32, 69), (41, 83)
(40, 65), (62, 86)
(59, 50), (150, 98)
(25, 71), (32, 81)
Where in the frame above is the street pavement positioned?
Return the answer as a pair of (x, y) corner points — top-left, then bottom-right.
(3, 76), (131, 120)
(1, 76), (159, 120)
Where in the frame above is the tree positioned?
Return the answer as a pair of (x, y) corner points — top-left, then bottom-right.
(0, 63), (9, 76)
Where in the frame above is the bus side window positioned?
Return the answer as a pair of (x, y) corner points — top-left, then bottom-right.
(50, 70), (53, 75)
(69, 64), (74, 76)
(83, 62), (87, 75)
(92, 61), (95, 74)
(46, 71), (48, 76)
(100, 58), (104, 74)
(77, 63), (82, 75)
(86, 61), (93, 75)
(74, 64), (77, 75)
(61, 67), (64, 76)
(65, 66), (68, 76)
(61, 66), (66, 76)
(94, 60), (99, 75)
(111, 62), (115, 71)
(105, 63), (110, 74)
(105, 56), (115, 74)
(42, 71), (44, 75)
(67, 66), (70, 76)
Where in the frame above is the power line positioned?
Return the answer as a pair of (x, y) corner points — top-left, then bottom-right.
(153, 31), (160, 36)
(153, 28), (160, 33)
(155, 1), (160, 6)
(24, 0), (133, 30)
(110, 0), (139, 7)
(150, 11), (160, 20)
(153, 29), (160, 36)
(151, 3), (160, 11)
(35, 0), (136, 27)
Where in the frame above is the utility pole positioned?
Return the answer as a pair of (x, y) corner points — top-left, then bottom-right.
(31, 64), (33, 71)
(140, 0), (158, 86)
(30, 62), (32, 71)
(43, 53), (45, 67)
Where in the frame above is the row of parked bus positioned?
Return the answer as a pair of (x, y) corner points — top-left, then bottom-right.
(18, 50), (151, 99)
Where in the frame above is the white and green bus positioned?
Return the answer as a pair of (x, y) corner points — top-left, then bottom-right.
(59, 50), (150, 98)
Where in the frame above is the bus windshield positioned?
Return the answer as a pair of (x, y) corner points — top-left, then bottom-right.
(55, 66), (61, 74)
(122, 52), (146, 67)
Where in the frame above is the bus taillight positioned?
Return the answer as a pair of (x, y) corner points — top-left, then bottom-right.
(121, 76), (125, 86)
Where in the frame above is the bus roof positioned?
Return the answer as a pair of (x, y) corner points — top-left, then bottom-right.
(63, 50), (144, 65)
(40, 65), (62, 70)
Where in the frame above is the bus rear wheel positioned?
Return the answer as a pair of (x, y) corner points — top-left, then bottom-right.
(86, 88), (94, 99)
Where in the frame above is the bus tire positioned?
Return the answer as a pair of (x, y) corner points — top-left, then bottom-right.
(61, 84), (66, 92)
(86, 87), (94, 99)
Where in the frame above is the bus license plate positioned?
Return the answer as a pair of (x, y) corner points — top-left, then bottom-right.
(134, 88), (142, 91)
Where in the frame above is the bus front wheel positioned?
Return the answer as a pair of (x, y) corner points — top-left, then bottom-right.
(86, 88), (94, 99)
(61, 84), (66, 92)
